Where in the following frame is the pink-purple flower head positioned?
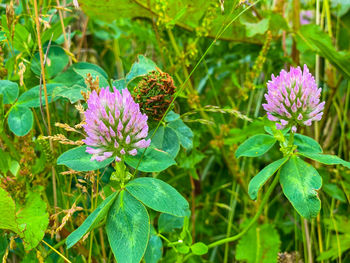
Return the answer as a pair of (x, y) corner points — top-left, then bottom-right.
(262, 65), (325, 132)
(83, 87), (151, 162)
(300, 10), (314, 25)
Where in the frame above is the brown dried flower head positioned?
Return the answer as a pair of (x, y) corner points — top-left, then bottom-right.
(133, 68), (176, 121)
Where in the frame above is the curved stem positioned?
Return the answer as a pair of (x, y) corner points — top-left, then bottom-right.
(42, 240), (72, 263)
(132, 0), (262, 175)
(208, 172), (280, 248)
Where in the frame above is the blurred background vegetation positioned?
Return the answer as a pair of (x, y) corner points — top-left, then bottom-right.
(0, 0), (350, 262)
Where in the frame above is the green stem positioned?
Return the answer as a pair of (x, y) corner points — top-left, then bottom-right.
(113, 39), (124, 78)
(301, 215), (308, 263)
(119, 159), (127, 185)
(45, 238), (67, 257)
(208, 171), (280, 248)
(303, 219), (313, 263)
(288, 131), (295, 148)
(158, 234), (178, 253)
(133, 0), (262, 174)
(223, 183), (239, 263)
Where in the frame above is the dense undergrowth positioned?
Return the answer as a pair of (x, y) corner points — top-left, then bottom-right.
(0, 0), (350, 262)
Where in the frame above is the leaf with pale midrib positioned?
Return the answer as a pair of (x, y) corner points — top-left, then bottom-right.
(106, 190), (150, 263)
(125, 177), (189, 217)
(289, 133), (323, 154)
(299, 152), (350, 169)
(248, 157), (288, 200)
(0, 188), (17, 233)
(144, 234), (163, 263)
(0, 80), (18, 104)
(16, 192), (49, 250)
(57, 146), (114, 172)
(8, 106), (33, 136)
(279, 156), (322, 219)
(235, 134), (276, 158)
(125, 146), (176, 172)
(150, 126), (180, 159)
(125, 55), (157, 83)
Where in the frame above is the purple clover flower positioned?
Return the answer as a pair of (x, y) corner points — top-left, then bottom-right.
(262, 65), (325, 132)
(83, 87), (151, 162)
(300, 10), (313, 25)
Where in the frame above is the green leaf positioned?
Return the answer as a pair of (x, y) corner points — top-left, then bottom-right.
(164, 111), (180, 122)
(179, 149), (205, 170)
(0, 237), (8, 259)
(268, 12), (289, 32)
(125, 146), (176, 173)
(52, 65), (91, 103)
(20, 250), (37, 262)
(178, 245), (190, 254)
(0, 80), (19, 104)
(53, 65), (85, 86)
(13, 24), (32, 53)
(317, 236), (350, 261)
(299, 152), (350, 169)
(0, 188), (17, 233)
(52, 85), (88, 103)
(225, 121), (266, 146)
(0, 190), (49, 251)
(79, 0), (253, 42)
(264, 125), (290, 136)
(106, 190), (150, 263)
(126, 55), (157, 83)
(9, 160), (20, 176)
(66, 192), (118, 249)
(7, 106), (33, 136)
(243, 18), (269, 37)
(144, 234), (163, 263)
(112, 79), (127, 91)
(166, 112), (193, 150)
(248, 157), (288, 200)
(17, 83), (63, 108)
(158, 213), (184, 233)
(191, 242), (208, 255)
(73, 62), (108, 79)
(0, 148), (10, 174)
(31, 46), (69, 79)
(57, 146), (114, 172)
(72, 62), (109, 88)
(41, 17), (73, 43)
(236, 223), (280, 263)
(0, 94), (3, 131)
(279, 156), (322, 219)
(166, 6), (187, 27)
(16, 191), (49, 250)
(298, 25), (350, 79)
(323, 183), (346, 203)
(150, 127), (180, 158)
(125, 177), (189, 217)
(235, 134), (276, 158)
(289, 133), (323, 154)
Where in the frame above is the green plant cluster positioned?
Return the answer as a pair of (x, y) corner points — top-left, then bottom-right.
(0, 0), (350, 263)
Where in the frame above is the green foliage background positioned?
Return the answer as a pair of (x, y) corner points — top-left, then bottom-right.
(0, 0), (350, 262)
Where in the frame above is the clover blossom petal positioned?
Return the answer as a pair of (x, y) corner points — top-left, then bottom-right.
(262, 65), (325, 131)
(83, 87), (150, 162)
